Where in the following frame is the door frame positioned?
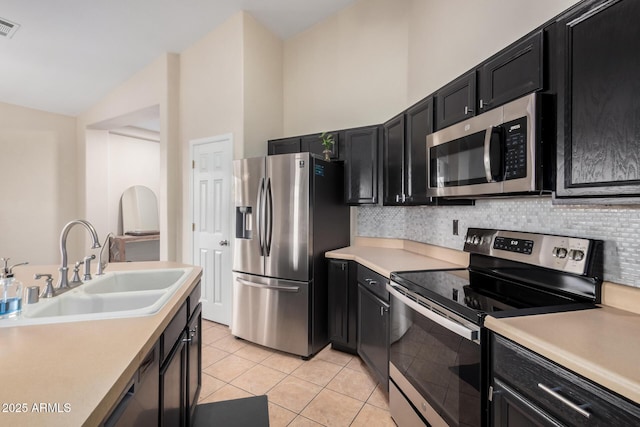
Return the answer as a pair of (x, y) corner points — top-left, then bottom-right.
(189, 133), (234, 323)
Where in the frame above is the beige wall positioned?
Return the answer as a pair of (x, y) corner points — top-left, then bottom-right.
(0, 102), (77, 264)
(79, 53), (180, 262)
(283, 0), (410, 136)
(243, 13), (284, 158)
(407, 0), (582, 105)
(179, 11), (283, 262)
(283, 0), (582, 131)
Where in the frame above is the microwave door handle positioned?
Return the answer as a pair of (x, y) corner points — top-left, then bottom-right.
(483, 126), (494, 183)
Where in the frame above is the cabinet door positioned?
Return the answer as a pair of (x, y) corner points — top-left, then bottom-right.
(344, 126), (379, 204)
(556, 0), (640, 201)
(160, 334), (186, 427)
(328, 260), (357, 353)
(268, 137), (301, 155)
(301, 133), (339, 159)
(435, 70), (477, 130)
(186, 305), (202, 426)
(479, 31), (543, 112)
(405, 96), (434, 204)
(357, 284), (389, 390)
(383, 113), (405, 205)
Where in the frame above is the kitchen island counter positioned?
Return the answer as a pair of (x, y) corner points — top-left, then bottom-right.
(0, 261), (202, 427)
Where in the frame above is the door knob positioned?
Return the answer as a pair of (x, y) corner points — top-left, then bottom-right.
(219, 240), (229, 246)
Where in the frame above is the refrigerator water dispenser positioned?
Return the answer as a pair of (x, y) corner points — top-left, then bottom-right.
(236, 206), (252, 239)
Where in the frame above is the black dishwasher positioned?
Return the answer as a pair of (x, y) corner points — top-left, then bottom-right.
(357, 264), (389, 391)
(103, 343), (160, 427)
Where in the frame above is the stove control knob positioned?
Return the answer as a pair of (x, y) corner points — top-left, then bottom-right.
(569, 249), (585, 261)
(464, 296), (471, 306)
(472, 235), (481, 245)
(552, 247), (568, 258)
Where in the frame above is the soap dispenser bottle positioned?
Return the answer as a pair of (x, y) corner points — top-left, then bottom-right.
(0, 258), (28, 319)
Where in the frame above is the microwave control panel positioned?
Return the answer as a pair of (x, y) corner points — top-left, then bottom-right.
(503, 117), (527, 180)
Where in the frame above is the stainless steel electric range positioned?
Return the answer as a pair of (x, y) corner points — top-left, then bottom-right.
(387, 228), (603, 427)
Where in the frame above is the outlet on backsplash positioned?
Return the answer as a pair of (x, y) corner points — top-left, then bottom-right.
(453, 219), (459, 236)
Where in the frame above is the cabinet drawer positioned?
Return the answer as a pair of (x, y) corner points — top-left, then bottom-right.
(161, 301), (188, 365)
(356, 264), (388, 301)
(492, 334), (640, 426)
(188, 281), (201, 319)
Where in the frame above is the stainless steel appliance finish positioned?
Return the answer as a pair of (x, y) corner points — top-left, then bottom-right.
(388, 280), (482, 427)
(232, 272), (309, 357)
(232, 153), (350, 357)
(427, 93), (550, 198)
(388, 228), (603, 427)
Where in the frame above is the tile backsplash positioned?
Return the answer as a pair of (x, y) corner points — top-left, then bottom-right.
(357, 197), (640, 287)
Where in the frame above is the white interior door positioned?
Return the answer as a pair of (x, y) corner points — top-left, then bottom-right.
(191, 134), (233, 325)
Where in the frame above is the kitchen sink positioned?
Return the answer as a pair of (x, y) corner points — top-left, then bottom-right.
(0, 268), (193, 327)
(82, 269), (188, 294)
(25, 292), (165, 317)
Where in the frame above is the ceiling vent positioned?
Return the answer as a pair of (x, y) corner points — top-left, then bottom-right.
(0, 17), (19, 38)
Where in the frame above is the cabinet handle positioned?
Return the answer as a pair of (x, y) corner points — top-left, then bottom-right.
(537, 383), (591, 419)
(380, 306), (389, 316)
(182, 337), (192, 343)
(395, 194), (400, 203)
(480, 99), (490, 109)
(464, 106), (474, 115)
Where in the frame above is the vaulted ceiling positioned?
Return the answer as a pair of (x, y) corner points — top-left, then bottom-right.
(0, 0), (356, 116)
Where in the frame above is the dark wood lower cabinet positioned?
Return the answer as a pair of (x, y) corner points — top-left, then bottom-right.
(490, 333), (640, 426)
(161, 335), (187, 427)
(160, 303), (202, 427)
(356, 265), (389, 391)
(186, 305), (202, 425)
(104, 283), (202, 427)
(328, 259), (357, 354)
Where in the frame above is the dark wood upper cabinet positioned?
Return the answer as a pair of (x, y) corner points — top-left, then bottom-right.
(405, 97), (435, 204)
(301, 133), (339, 159)
(344, 125), (380, 205)
(478, 30), (544, 112)
(267, 137), (301, 155)
(555, 0), (640, 202)
(382, 113), (405, 205)
(383, 96), (434, 205)
(435, 70), (477, 130)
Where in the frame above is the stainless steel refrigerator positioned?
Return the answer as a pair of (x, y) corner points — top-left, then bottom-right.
(232, 152), (350, 357)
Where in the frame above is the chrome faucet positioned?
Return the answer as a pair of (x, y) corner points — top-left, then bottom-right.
(58, 220), (101, 289)
(96, 232), (114, 276)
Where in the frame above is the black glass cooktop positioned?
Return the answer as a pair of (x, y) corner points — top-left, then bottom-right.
(390, 266), (591, 325)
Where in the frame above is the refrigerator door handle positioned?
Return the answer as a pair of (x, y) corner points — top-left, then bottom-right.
(236, 278), (300, 293)
(265, 177), (273, 257)
(256, 177), (265, 256)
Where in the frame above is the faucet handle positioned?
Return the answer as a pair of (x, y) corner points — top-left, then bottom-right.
(70, 261), (83, 285)
(83, 255), (95, 281)
(35, 274), (55, 298)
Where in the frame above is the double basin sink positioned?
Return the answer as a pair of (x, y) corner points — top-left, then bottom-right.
(1, 268), (192, 327)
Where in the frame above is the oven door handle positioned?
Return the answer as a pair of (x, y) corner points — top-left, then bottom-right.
(387, 283), (480, 342)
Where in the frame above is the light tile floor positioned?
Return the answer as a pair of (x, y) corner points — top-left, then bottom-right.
(199, 320), (397, 427)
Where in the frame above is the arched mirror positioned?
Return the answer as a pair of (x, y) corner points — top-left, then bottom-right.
(121, 185), (160, 236)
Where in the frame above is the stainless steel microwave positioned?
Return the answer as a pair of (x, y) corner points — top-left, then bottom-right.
(427, 93), (552, 198)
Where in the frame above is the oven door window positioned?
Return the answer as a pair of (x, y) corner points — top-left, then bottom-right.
(390, 293), (481, 427)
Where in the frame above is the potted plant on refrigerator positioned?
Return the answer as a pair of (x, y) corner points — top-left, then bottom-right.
(319, 132), (335, 161)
